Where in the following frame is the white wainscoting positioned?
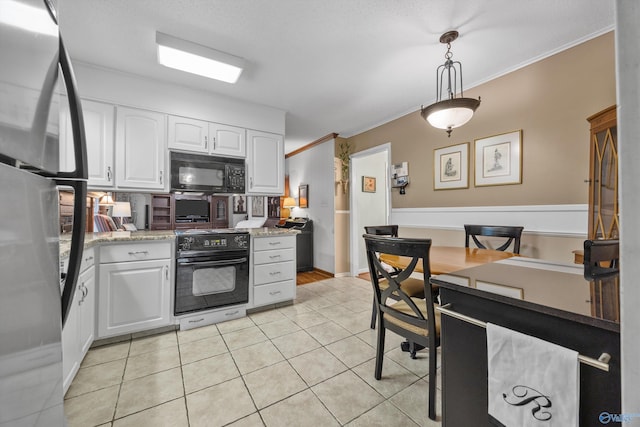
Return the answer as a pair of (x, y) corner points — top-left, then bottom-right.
(391, 204), (588, 237)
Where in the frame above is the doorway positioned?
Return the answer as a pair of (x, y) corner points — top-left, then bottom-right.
(349, 143), (391, 276)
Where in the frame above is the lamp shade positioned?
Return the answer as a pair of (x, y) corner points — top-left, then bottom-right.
(99, 192), (114, 205)
(282, 197), (296, 208)
(421, 97), (481, 130)
(111, 202), (131, 218)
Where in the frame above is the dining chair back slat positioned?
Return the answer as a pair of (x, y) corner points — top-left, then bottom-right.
(464, 224), (524, 254)
(583, 239), (619, 276)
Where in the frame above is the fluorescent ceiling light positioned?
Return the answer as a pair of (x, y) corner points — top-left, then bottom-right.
(156, 32), (245, 84)
(0, 0), (58, 37)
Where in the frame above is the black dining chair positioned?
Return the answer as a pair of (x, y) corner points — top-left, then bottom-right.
(583, 239), (619, 277)
(364, 234), (440, 420)
(364, 225), (425, 329)
(464, 224), (524, 254)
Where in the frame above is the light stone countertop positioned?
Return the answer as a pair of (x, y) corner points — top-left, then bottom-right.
(60, 228), (299, 258)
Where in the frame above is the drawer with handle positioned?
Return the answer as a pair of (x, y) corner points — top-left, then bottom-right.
(253, 261), (295, 285)
(253, 235), (294, 252)
(253, 248), (295, 265)
(253, 280), (295, 306)
(100, 241), (172, 263)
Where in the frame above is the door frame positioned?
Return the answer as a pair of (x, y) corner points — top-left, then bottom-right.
(349, 143), (391, 276)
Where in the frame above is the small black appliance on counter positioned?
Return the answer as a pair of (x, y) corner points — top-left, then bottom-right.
(276, 218), (313, 272)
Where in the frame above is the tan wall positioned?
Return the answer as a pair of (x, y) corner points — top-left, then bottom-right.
(345, 32), (616, 208)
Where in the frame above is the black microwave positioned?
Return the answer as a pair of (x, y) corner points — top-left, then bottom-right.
(170, 151), (245, 194)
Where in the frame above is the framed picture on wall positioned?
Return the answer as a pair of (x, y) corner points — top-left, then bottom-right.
(434, 142), (469, 190)
(233, 195), (246, 214)
(267, 196), (280, 218)
(362, 176), (376, 193)
(474, 130), (522, 187)
(299, 184), (308, 208)
(251, 196), (264, 217)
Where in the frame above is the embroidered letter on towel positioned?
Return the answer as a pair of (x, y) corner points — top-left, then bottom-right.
(486, 323), (579, 426)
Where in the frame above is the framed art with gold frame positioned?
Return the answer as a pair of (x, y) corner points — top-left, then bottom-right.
(474, 130), (522, 187)
(434, 142), (469, 190)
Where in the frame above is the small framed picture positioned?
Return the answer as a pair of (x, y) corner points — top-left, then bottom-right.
(474, 130), (522, 187)
(299, 184), (308, 208)
(251, 196), (264, 217)
(362, 176), (376, 193)
(233, 195), (246, 214)
(434, 142), (469, 190)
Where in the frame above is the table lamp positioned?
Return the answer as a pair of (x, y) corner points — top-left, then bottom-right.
(111, 201), (131, 230)
(282, 197), (296, 219)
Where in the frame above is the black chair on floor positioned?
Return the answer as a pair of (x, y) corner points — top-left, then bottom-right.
(464, 224), (524, 254)
(364, 226), (425, 329)
(583, 239), (619, 277)
(363, 234), (440, 420)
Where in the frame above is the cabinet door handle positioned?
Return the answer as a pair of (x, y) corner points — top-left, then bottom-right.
(269, 271), (282, 276)
(212, 136), (216, 150)
(269, 255), (282, 259)
(204, 135), (208, 150)
(84, 255), (94, 262)
(107, 166), (112, 181)
(268, 241), (281, 246)
(269, 290), (282, 296)
(159, 170), (164, 185)
(225, 310), (239, 316)
(250, 177), (253, 189)
(164, 265), (169, 280)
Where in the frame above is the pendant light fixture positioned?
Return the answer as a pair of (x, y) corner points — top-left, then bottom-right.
(421, 31), (481, 137)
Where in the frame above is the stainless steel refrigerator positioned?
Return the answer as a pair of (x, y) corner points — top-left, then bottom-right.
(0, 0), (87, 425)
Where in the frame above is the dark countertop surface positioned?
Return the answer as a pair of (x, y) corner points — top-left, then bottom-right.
(431, 257), (620, 332)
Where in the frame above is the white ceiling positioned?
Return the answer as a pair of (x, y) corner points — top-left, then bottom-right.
(58, 0), (615, 154)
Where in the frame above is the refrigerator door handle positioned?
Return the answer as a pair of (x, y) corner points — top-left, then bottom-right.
(57, 37), (88, 328)
(56, 37), (88, 181)
(58, 179), (87, 328)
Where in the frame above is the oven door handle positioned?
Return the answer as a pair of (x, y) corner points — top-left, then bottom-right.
(178, 257), (248, 267)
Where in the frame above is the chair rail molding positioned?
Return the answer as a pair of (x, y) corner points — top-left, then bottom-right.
(391, 204), (588, 237)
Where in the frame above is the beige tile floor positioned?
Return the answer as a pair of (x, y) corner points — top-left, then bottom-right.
(64, 277), (442, 427)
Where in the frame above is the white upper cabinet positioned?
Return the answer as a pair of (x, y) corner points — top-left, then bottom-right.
(168, 116), (208, 153)
(60, 99), (115, 188)
(115, 107), (167, 190)
(168, 115), (246, 158)
(246, 130), (284, 195)
(209, 123), (246, 158)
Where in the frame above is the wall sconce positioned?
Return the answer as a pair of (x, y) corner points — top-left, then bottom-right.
(421, 31), (481, 137)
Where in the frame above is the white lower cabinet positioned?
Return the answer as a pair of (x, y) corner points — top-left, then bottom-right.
(98, 242), (172, 338)
(62, 248), (96, 395)
(250, 235), (296, 308)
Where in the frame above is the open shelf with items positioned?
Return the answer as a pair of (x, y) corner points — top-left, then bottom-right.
(150, 194), (172, 230)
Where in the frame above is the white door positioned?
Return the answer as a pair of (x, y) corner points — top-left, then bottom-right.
(168, 115), (208, 153)
(350, 144), (391, 275)
(246, 130), (284, 194)
(60, 99), (115, 187)
(115, 107), (166, 190)
(209, 123), (246, 157)
(98, 259), (170, 338)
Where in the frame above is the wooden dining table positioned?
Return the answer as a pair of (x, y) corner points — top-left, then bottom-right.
(380, 246), (517, 275)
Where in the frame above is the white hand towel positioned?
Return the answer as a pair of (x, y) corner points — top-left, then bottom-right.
(487, 323), (579, 426)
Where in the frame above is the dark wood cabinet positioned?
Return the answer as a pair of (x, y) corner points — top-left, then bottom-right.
(155, 193), (229, 230)
(587, 105), (618, 240)
(150, 194), (172, 230)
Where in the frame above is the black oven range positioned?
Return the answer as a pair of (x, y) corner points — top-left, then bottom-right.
(174, 229), (250, 320)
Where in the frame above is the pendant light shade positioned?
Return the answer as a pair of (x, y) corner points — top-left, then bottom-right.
(421, 31), (480, 137)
